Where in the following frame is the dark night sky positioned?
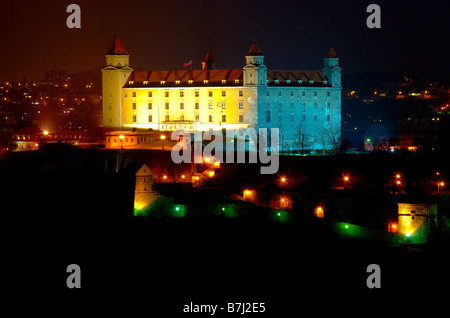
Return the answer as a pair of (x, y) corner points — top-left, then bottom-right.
(0, 0), (448, 82)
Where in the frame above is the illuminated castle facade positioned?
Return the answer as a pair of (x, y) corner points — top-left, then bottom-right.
(102, 37), (341, 150)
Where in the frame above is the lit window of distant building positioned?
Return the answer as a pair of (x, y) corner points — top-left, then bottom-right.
(239, 115), (244, 122)
(239, 101), (244, 109)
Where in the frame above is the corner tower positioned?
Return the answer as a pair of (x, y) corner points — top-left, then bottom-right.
(102, 36), (133, 129)
(243, 42), (267, 86)
(322, 47), (341, 87)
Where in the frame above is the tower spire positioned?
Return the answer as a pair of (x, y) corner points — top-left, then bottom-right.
(107, 36), (128, 55)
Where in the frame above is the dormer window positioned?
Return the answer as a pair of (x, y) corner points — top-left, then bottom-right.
(297, 80), (303, 84)
(143, 81), (148, 85)
(175, 80), (181, 85)
(323, 80), (328, 84)
(235, 79), (239, 84)
(309, 80), (314, 84)
(160, 81), (166, 85)
(286, 80), (291, 84)
(188, 80), (193, 84)
(129, 81), (134, 85)
(222, 80), (226, 84)
(204, 80), (209, 84)
(274, 79), (279, 84)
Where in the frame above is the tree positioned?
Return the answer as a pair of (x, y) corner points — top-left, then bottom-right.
(293, 123), (311, 156)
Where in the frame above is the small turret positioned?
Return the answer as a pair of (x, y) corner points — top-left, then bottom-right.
(322, 47), (341, 87)
(201, 51), (216, 70)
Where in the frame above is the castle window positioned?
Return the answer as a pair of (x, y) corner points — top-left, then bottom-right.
(278, 114), (282, 122)
(266, 102), (270, 108)
(302, 102), (306, 109)
(148, 91), (152, 97)
(209, 115), (213, 122)
(165, 91), (169, 97)
(302, 114), (306, 122)
(195, 90), (199, 97)
(222, 115), (226, 122)
(286, 80), (291, 84)
(195, 114), (199, 121)
(148, 115), (152, 122)
(222, 91), (226, 97)
(314, 91), (317, 97)
(180, 115), (185, 121)
(326, 101), (330, 108)
(278, 102), (282, 109)
(314, 102), (317, 109)
(195, 102), (199, 109)
(132, 92), (136, 97)
(180, 90), (184, 97)
(129, 81), (134, 85)
(208, 102), (213, 109)
(165, 115), (170, 121)
(222, 80), (226, 84)
(165, 102), (169, 109)
(265, 110), (270, 123)
(327, 114), (331, 122)
(222, 102), (226, 109)
(235, 79), (239, 84)
(302, 91), (305, 97)
(290, 102), (294, 109)
(204, 80), (209, 84)
(239, 101), (244, 109)
(208, 91), (213, 97)
(327, 91), (331, 97)
(114, 138), (117, 142)
(267, 91), (270, 96)
(132, 115), (136, 122)
(176, 80), (181, 85)
(290, 90), (294, 96)
(239, 90), (243, 96)
(161, 81), (166, 85)
(180, 102), (184, 109)
(278, 90), (281, 96)
(314, 114), (318, 121)
(125, 93), (127, 98)
(132, 102), (136, 110)
(188, 80), (193, 84)
(290, 114), (294, 122)
(143, 81), (148, 85)
(239, 115), (244, 122)
(148, 102), (152, 110)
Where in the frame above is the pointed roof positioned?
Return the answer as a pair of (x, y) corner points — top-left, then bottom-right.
(248, 42), (263, 56)
(325, 47), (338, 58)
(107, 36), (128, 55)
(203, 50), (215, 63)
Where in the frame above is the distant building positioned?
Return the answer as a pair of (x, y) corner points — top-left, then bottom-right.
(102, 36), (341, 150)
(134, 164), (159, 213)
(45, 67), (68, 83)
(398, 203), (437, 244)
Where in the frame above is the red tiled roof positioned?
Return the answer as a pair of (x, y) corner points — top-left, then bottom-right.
(248, 42), (263, 56)
(107, 36), (128, 55)
(124, 69), (243, 87)
(13, 126), (42, 136)
(267, 70), (330, 86)
(325, 47), (338, 58)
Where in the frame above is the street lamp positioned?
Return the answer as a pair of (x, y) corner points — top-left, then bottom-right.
(119, 134), (124, 149)
(160, 134), (166, 150)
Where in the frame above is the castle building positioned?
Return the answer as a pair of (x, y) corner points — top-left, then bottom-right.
(102, 37), (341, 150)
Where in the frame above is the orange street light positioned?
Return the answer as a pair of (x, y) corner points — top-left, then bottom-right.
(281, 177), (286, 183)
(119, 134), (124, 149)
(160, 135), (166, 150)
(396, 174), (401, 179)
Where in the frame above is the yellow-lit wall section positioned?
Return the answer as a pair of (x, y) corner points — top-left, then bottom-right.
(397, 203), (437, 243)
(121, 86), (257, 131)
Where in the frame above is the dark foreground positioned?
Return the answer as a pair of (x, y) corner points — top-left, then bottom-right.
(5, 216), (450, 315)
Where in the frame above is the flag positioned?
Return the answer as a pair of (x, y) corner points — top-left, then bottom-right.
(183, 60), (192, 68)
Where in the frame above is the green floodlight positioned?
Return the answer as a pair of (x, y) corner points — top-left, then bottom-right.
(222, 207), (225, 211)
(345, 224), (349, 229)
(175, 206), (180, 211)
(366, 138), (371, 142)
(277, 212), (281, 216)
